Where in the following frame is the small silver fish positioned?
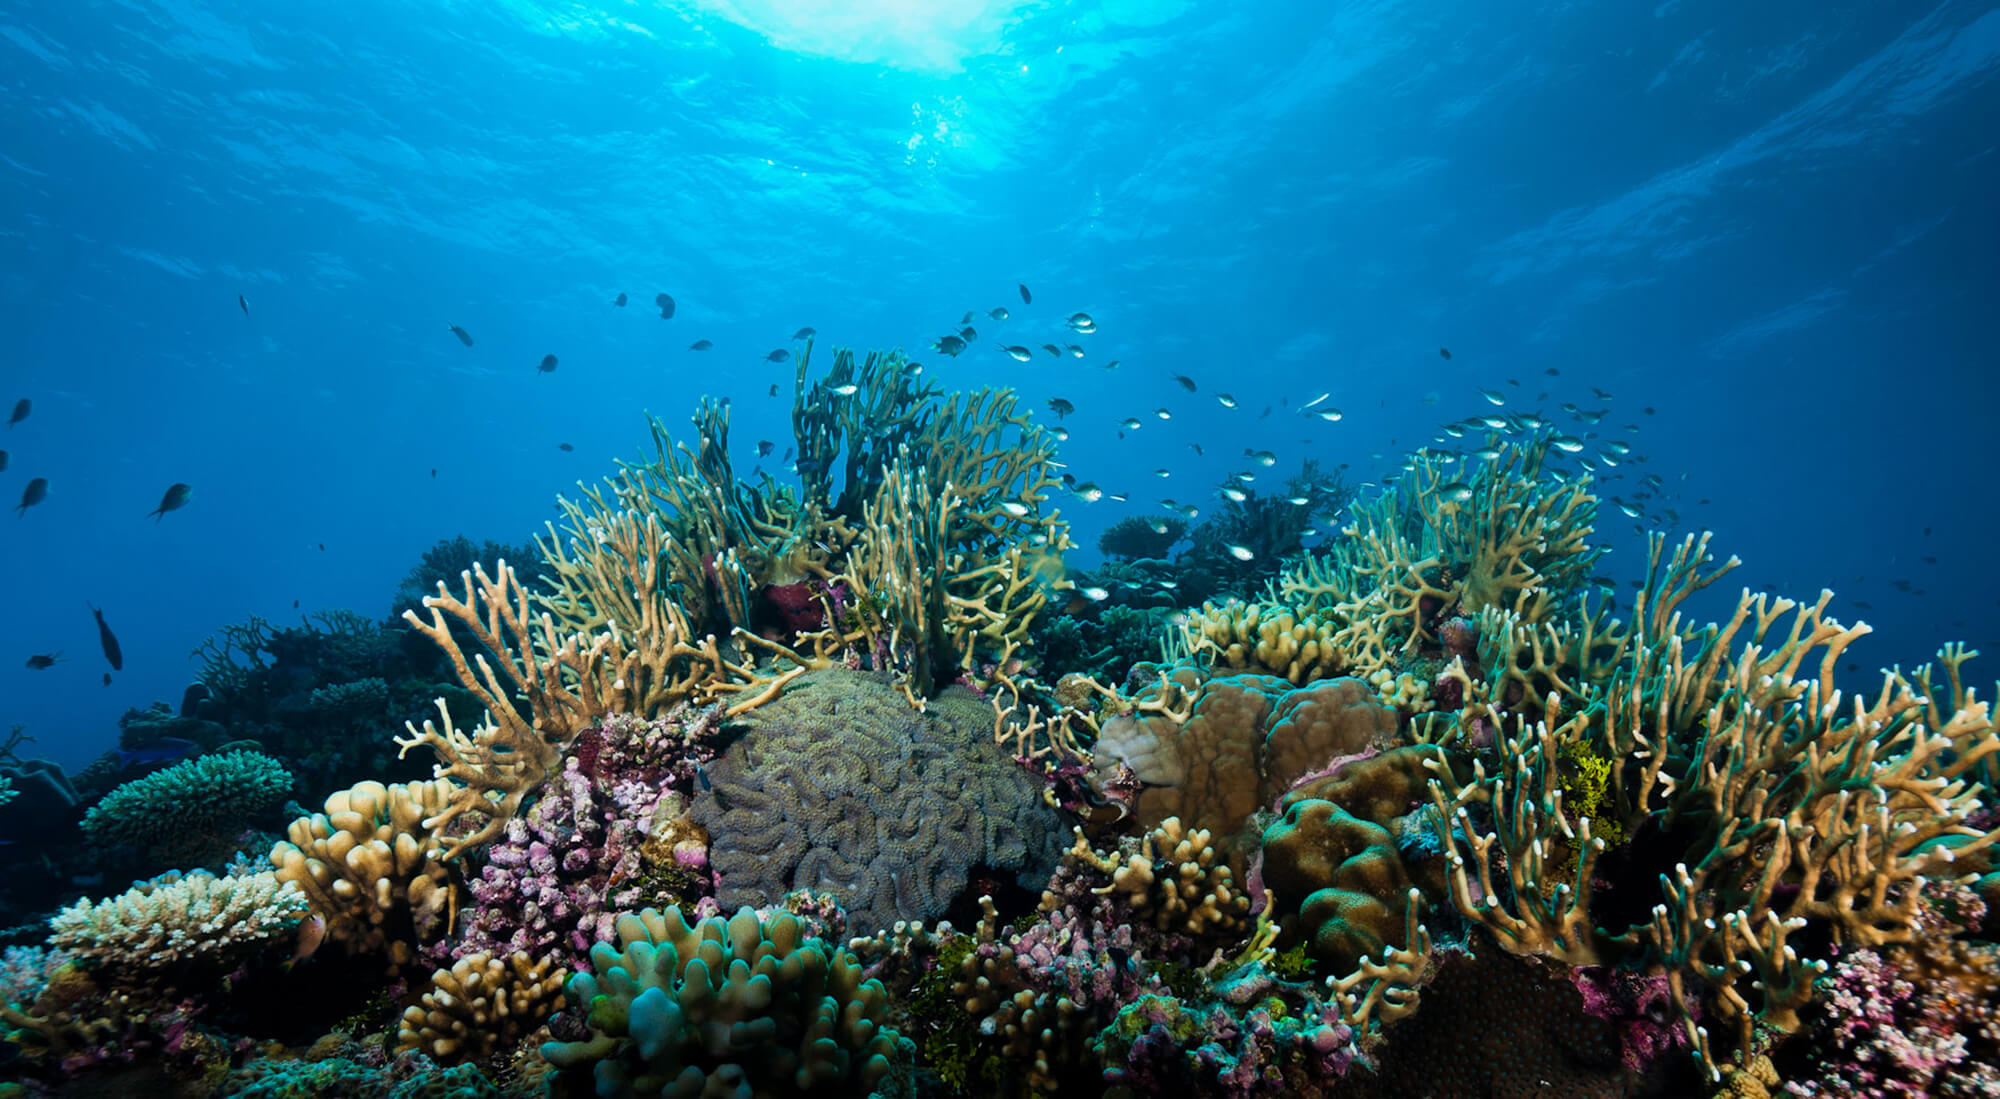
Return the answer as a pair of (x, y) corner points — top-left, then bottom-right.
(1216, 393), (1237, 408)
(1079, 586), (1109, 601)
(830, 384), (859, 396)
(1226, 544), (1255, 561)
(1480, 389), (1506, 406)
(1316, 409), (1342, 422)
(1440, 482), (1474, 503)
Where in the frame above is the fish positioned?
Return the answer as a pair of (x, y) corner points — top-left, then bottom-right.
(1226, 545), (1255, 562)
(1172, 374), (1196, 392)
(1047, 398), (1074, 418)
(689, 340), (713, 351)
(762, 349), (790, 363)
(1001, 345), (1033, 362)
(1248, 450), (1277, 466)
(539, 354), (559, 375)
(0, 450), (6, 471)
(1643, 406), (1656, 415)
(109, 737), (201, 771)
(989, 308), (1010, 321)
(1439, 347), (1451, 359)
(24, 653), (59, 669)
(793, 327), (815, 340)
(655, 293), (676, 319)
(1155, 408), (1172, 420)
(1216, 394), (1237, 408)
(8, 399), (28, 428)
(17, 477), (48, 516)
(613, 293), (628, 307)
(1066, 312), (1096, 330)
(1302, 392), (1331, 411)
(1102, 360), (1121, 371)
(1440, 482), (1474, 503)
(238, 295), (249, 315)
(1065, 345), (1085, 358)
(767, 384), (780, 398)
(558, 443), (574, 452)
(1019, 284), (1032, 304)
(830, 384), (860, 396)
(1316, 409), (1343, 422)
(1001, 501), (1030, 517)
(1051, 427), (1069, 441)
(90, 604), (122, 671)
(1180, 504), (1200, 519)
(1072, 483), (1104, 502)
(103, 673), (111, 686)
(757, 441), (774, 458)
(1153, 469), (1171, 478)
(1479, 389), (1506, 406)
(1545, 368), (1560, 376)
(1079, 587), (1110, 602)
(1286, 496), (1309, 505)
(1550, 435), (1585, 453)
(1221, 488), (1247, 503)
(1041, 344), (1062, 357)
(1189, 443), (1204, 456)
(934, 336), (967, 357)
(449, 325), (474, 346)
(1120, 418), (1143, 430)
(1592, 387), (1613, 401)
(959, 326), (978, 342)
(149, 483), (192, 521)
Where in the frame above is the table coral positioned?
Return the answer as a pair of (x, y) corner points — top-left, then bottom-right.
(688, 667), (1063, 935)
(539, 905), (903, 1097)
(80, 749), (293, 865)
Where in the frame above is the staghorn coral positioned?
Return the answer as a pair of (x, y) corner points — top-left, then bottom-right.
(80, 750), (293, 865)
(398, 951), (567, 1065)
(49, 869), (308, 975)
(1046, 818), (1252, 944)
(688, 667), (1063, 935)
(539, 905), (904, 1097)
(268, 778), (458, 970)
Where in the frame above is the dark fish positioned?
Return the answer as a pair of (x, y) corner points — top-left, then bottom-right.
(90, 604), (122, 671)
(431, 469), (437, 478)
(793, 327), (815, 340)
(8, 399), (28, 427)
(655, 293), (675, 319)
(989, 307), (1010, 320)
(1643, 406), (1656, 415)
(149, 483), (192, 521)
(238, 295), (249, 315)
(959, 326), (978, 342)
(0, 450), (7, 471)
(1018, 283), (1032, 304)
(768, 383), (779, 397)
(689, 340), (713, 351)
(558, 443), (574, 452)
(1439, 347), (1451, 359)
(25, 653), (59, 669)
(1258, 406), (1271, 419)
(449, 325), (474, 346)
(756, 440), (775, 457)
(17, 476), (48, 516)
(613, 292), (628, 307)
(1189, 443), (1203, 456)
(1545, 368), (1559, 376)
(1047, 398), (1074, 418)
(1040, 344), (1061, 357)
(539, 354), (558, 374)
(318, 543), (325, 550)
(103, 672), (111, 686)
(765, 349), (790, 363)
(933, 336), (966, 357)
(1922, 555), (1938, 565)
(782, 447), (794, 463)
(1172, 374), (1196, 392)
(111, 737), (198, 770)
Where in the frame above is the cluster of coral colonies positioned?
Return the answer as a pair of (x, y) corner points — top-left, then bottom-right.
(3, 344), (1996, 1099)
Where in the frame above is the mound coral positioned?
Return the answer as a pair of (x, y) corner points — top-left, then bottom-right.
(540, 905), (903, 1097)
(689, 667), (1063, 934)
(268, 777), (457, 970)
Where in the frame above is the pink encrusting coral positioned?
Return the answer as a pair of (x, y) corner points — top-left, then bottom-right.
(450, 707), (723, 969)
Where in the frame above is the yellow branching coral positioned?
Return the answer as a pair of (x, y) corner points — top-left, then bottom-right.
(269, 778), (457, 970)
(1047, 818), (1252, 939)
(398, 950), (566, 1064)
(1328, 888), (1433, 1030)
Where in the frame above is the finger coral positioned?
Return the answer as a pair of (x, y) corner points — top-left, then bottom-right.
(539, 905), (904, 1097)
(268, 777), (457, 970)
(397, 950), (566, 1064)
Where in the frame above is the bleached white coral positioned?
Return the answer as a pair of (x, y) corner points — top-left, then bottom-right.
(50, 869), (309, 970)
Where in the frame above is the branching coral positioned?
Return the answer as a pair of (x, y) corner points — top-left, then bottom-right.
(49, 869), (308, 975)
(539, 905), (904, 1096)
(80, 750), (293, 864)
(398, 950), (566, 1065)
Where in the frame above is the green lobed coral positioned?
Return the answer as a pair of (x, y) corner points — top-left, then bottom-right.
(540, 905), (906, 1098)
(80, 750), (293, 864)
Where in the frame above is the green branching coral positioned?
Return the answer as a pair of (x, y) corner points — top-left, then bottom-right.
(540, 905), (905, 1098)
(80, 750), (293, 864)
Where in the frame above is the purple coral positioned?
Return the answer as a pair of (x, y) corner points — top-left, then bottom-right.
(451, 708), (719, 969)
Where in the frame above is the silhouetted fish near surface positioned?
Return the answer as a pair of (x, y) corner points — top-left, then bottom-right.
(25, 652), (60, 669)
(655, 293), (675, 319)
(689, 340), (712, 351)
(1018, 283), (1032, 304)
(1047, 398), (1074, 419)
(17, 477), (48, 516)
(768, 383), (779, 397)
(756, 440), (774, 457)
(237, 294), (250, 315)
(90, 604), (122, 671)
(793, 327), (815, 340)
(558, 443), (574, 452)
(613, 292), (628, 307)
(1439, 347), (1451, 359)
(449, 325), (474, 346)
(932, 336), (965, 357)
(1172, 374), (1196, 392)
(539, 354), (558, 375)
(103, 673), (111, 686)
(149, 483), (192, 521)
(765, 349), (790, 363)
(8, 399), (28, 427)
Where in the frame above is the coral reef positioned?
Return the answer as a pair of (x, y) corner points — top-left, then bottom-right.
(80, 750), (294, 866)
(49, 869), (308, 975)
(398, 950), (567, 1065)
(268, 778), (458, 970)
(689, 667), (1064, 934)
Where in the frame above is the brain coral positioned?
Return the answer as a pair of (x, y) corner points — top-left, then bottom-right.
(688, 667), (1063, 934)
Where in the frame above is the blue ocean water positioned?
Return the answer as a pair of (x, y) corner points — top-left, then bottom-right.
(1, 0), (1995, 774)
